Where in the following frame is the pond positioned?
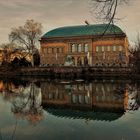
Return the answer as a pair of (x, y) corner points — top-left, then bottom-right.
(0, 79), (140, 140)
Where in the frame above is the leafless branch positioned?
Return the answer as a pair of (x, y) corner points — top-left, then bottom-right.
(90, 0), (129, 23)
(9, 19), (42, 66)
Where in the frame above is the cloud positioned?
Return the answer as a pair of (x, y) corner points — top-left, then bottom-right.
(0, 0), (140, 44)
(0, 0), (91, 43)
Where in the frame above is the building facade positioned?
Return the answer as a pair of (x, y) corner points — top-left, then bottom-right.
(40, 24), (129, 66)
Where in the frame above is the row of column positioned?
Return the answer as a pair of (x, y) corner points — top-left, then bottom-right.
(73, 56), (92, 66)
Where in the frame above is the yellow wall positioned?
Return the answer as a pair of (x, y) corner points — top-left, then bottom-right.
(40, 36), (129, 66)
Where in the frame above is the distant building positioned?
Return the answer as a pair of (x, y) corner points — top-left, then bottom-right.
(0, 48), (31, 65)
(40, 24), (129, 66)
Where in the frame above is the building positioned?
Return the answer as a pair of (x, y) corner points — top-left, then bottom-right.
(40, 24), (129, 66)
(0, 48), (31, 65)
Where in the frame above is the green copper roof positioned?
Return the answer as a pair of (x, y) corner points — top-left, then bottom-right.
(42, 24), (124, 38)
(46, 108), (124, 121)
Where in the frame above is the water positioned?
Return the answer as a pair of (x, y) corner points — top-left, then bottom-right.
(0, 79), (140, 140)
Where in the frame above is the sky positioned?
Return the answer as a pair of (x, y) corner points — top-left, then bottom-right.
(0, 0), (140, 45)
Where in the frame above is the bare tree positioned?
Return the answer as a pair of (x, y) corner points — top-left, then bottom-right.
(90, 0), (129, 24)
(129, 33), (140, 73)
(9, 19), (42, 66)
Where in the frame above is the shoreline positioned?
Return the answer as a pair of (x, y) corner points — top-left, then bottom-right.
(0, 66), (139, 81)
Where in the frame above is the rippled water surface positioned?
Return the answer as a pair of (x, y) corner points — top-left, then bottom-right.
(0, 79), (140, 140)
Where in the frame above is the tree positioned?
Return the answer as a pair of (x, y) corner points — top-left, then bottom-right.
(129, 33), (140, 73)
(90, 0), (129, 24)
(9, 19), (42, 66)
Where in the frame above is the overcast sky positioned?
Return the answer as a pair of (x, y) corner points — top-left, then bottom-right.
(0, 0), (140, 44)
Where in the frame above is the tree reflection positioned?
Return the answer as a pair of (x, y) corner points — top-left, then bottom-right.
(0, 80), (43, 125)
(11, 82), (43, 125)
(0, 81), (23, 102)
(127, 83), (139, 111)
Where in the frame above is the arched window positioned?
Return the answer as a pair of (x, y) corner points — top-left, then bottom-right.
(77, 57), (82, 66)
(107, 46), (110, 51)
(71, 44), (76, 52)
(96, 46), (99, 52)
(119, 46), (123, 51)
(119, 52), (123, 61)
(102, 46), (105, 52)
(48, 48), (52, 54)
(57, 48), (59, 53)
(71, 57), (75, 65)
(59, 48), (63, 53)
(78, 44), (82, 52)
(84, 44), (89, 52)
(54, 48), (57, 53)
(113, 46), (116, 51)
(84, 56), (88, 66)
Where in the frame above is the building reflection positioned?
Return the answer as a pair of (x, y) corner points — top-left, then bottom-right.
(41, 81), (128, 111)
(41, 81), (140, 121)
(0, 80), (139, 122)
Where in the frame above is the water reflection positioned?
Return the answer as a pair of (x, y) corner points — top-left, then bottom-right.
(0, 79), (139, 123)
(127, 83), (140, 111)
(41, 81), (128, 121)
(0, 80), (43, 125)
(42, 81), (128, 111)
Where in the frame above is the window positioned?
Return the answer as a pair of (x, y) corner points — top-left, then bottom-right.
(53, 48), (56, 53)
(119, 52), (124, 61)
(107, 46), (110, 51)
(96, 46), (99, 52)
(48, 48), (52, 54)
(102, 46), (105, 52)
(113, 46), (116, 51)
(78, 44), (82, 52)
(57, 48), (59, 53)
(119, 46), (123, 51)
(71, 44), (76, 52)
(84, 44), (89, 52)
(59, 48), (63, 53)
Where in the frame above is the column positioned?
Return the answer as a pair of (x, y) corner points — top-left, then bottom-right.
(75, 57), (77, 66)
(90, 56), (93, 66)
